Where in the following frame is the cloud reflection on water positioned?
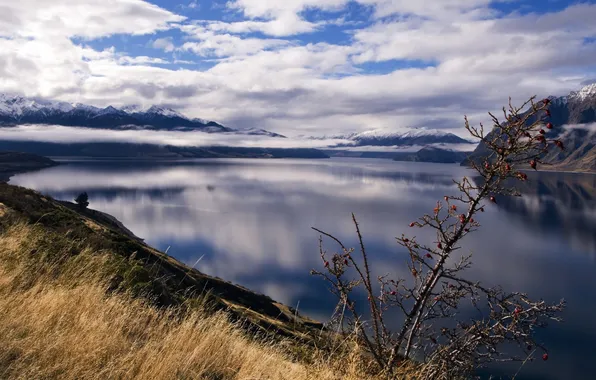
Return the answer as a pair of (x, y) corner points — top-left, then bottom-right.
(9, 158), (596, 379)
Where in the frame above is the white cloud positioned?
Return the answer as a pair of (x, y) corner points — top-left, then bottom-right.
(197, 15), (318, 37)
(356, 0), (500, 19)
(0, 124), (351, 148)
(0, 0), (184, 39)
(351, 4), (596, 75)
(118, 56), (169, 65)
(0, 0), (595, 138)
(152, 37), (175, 52)
(227, 0), (348, 19)
(179, 25), (291, 57)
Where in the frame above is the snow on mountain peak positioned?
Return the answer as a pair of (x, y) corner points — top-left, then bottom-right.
(146, 105), (184, 118)
(569, 83), (596, 101)
(0, 93), (75, 116)
(353, 128), (451, 139)
(120, 105), (144, 114)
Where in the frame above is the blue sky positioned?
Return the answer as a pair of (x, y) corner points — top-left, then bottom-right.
(1, 0), (595, 137)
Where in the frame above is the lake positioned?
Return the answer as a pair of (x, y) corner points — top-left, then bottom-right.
(9, 158), (596, 379)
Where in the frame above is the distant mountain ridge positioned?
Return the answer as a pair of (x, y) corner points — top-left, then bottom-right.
(312, 128), (471, 147)
(463, 83), (596, 173)
(314, 128), (475, 162)
(393, 146), (470, 163)
(0, 93), (284, 137)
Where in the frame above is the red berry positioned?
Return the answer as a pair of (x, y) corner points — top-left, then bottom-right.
(403, 238), (409, 243)
(490, 196), (497, 203)
(539, 129), (546, 135)
(542, 353), (549, 361)
(411, 269), (418, 277)
(390, 291), (397, 296)
(434, 296), (440, 301)
(451, 204), (457, 211)
(530, 160), (537, 170)
(409, 222), (416, 227)
(437, 242), (443, 249)
(480, 207), (485, 212)
(505, 163), (511, 171)
(545, 110), (551, 117)
(344, 259), (348, 265)
(324, 261), (329, 268)
(543, 98), (550, 105)
(484, 162), (490, 170)
(459, 214), (465, 223)
(426, 253), (432, 259)
(444, 196), (449, 202)
(469, 218), (474, 223)
(546, 122), (553, 129)
(555, 140), (564, 150)
(464, 228), (470, 232)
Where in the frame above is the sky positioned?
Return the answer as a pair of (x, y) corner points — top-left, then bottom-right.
(0, 0), (595, 138)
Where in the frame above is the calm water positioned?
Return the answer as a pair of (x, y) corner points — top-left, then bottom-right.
(10, 158), (596, 379)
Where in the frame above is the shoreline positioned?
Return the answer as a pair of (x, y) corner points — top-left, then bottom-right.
(0, 151), (60, 183)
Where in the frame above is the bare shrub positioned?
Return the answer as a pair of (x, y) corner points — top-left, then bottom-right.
(311, 97), (566, 379)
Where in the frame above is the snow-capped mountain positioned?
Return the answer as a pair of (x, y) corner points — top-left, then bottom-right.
(0, 93), (284, 137)
(464, 83), (596, 172)
(313, 128), (471, 147)
(569, 83), (596, 102)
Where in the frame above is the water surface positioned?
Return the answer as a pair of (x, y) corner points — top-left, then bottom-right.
(10, 158), (596, 379)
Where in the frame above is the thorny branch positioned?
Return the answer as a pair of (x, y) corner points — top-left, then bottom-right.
(310, 96), (566, 379)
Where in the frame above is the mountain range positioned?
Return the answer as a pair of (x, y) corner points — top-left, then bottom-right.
(314, 128), (471, 146)
(463, 83), (596, 172)
(0, 93), (284, 137)
(317, 128), (475, 160)
(0, 94), (328, 159)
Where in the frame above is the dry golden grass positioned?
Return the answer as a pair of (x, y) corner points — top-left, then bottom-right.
(0, 223), (412, 380)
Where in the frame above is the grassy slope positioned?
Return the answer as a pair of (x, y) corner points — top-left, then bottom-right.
(0, 183), (322, 339)
(0, 183), (400, 379)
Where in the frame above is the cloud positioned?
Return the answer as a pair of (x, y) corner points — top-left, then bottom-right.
(226, 0), (348, 20)
(0, 0), (184, 39)
(179, 26), (292, 57)
(184, 1), (200, 10)
(197, 16), (317, 37)
(0, 0), (595, 138)
(0, 125), (351, 148)
(356, 0), (500, 19)
(117, 56), (169, 65)
(152, 37), (175, 52)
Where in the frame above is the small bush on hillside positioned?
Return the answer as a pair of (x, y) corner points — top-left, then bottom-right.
(74, 192), (89, 209)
